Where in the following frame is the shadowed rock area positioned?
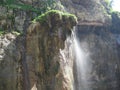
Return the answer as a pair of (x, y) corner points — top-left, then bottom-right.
(0, 33), (21, 90)
(74, 24), (120, 90)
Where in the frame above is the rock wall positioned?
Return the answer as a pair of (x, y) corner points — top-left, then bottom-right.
(57, 0), (111, 25)
(0, 0), (111, 32)
(0, 10), (77, 90)
(0, 33), (21, 90)
(74, 25), (120, 90)
(26, 11), (77, 90)
(1, 0), (120, 90)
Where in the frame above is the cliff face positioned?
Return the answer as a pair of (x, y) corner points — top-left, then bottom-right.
(57, 0), (120, 89)
(0, 0), (111, 32)
(0, 33), (20, 90)
(58, 0), (120, 90)
(0, 0), (120, 90)
(0, 10), (77, 90)
(75, 25), (120, 90)
(57, 0), (111, 25)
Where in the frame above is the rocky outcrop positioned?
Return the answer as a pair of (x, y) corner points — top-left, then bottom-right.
(26, 10), (77, 90)
(0, 0), (111, 32)
(0, 10), (77, 90)
(57, 0), (111, 26)
(0, 0), (55, 32)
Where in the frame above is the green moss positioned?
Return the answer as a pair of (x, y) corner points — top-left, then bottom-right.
(11, 31), (21, 36)
(33, 10), (77, 25)
(32, 13), (47, 24)
(0, 28), (22, 36)
(33, 10), (61, 23)
(63, 13), (77, 20)
(0, 29), (5, 36)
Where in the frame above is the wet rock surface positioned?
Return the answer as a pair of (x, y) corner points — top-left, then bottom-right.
(74, 25), (120, 90)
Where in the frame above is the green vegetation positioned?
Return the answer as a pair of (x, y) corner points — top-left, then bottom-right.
(11, 31), (21, 36)
(0, 0), (78, 33)
(33, 10), (62, 23)
(33, 10), (77, 25)
(0, 28), (21, 36)
(0, 0), (56, 14)
(0, 0), (57, 33)
(0, 28), (5, 35)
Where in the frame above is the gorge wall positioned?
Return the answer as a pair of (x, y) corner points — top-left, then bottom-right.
(74, 25), (120, 90)
(0, 0), (120, 90)
(0, 10), (78, 90)
(59, 0), (120, 89)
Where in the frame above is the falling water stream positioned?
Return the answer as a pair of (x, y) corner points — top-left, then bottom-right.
(73, 29), (92, 90)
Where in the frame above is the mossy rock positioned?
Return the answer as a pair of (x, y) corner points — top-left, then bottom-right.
(32, 10), (77, 28)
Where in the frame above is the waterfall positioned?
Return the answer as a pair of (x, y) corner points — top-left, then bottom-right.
(73, 28), (92, 90)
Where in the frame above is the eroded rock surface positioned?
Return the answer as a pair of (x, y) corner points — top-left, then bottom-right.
(26, 11), (77, 90)
(0, 33), (21, 90)
(57, 0), (111, 25)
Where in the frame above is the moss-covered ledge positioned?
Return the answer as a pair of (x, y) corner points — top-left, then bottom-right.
(32, 10), (77, 29)
(27, 10), (78, 42)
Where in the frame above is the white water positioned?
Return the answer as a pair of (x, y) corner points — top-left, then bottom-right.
(73, 31), (92, 90)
